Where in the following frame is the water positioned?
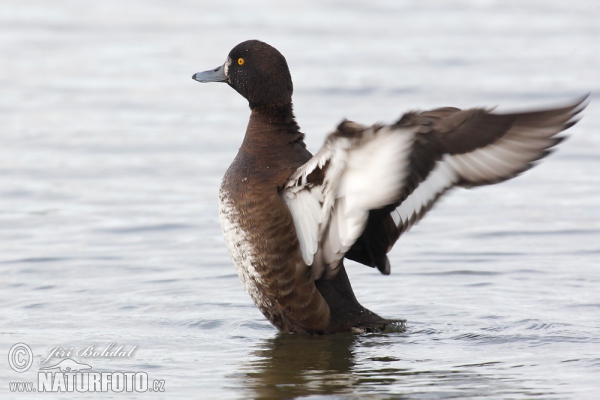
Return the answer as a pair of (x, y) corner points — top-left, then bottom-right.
(1, 0), (599, 398)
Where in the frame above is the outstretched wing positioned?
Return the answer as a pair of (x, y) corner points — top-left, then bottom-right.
(284, 96), (588, 279)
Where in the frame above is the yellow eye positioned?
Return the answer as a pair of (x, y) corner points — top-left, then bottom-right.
(237, 58), (245, 66)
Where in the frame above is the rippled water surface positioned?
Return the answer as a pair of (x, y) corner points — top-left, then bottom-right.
(1, 1), (599, 398)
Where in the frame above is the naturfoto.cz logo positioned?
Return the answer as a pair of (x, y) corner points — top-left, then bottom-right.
(7, 343), (165, 393)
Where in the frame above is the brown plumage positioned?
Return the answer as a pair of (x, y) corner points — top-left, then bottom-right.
(193, 40), (587, 334)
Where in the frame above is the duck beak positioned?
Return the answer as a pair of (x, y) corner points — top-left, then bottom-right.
(192, 63), (227, 83)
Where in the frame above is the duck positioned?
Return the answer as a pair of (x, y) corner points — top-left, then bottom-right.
(192, 40), (587, 334)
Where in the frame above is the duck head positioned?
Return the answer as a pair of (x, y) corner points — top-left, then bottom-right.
(193, 40), (293, 109)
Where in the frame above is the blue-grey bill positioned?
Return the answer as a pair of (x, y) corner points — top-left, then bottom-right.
(192, 64), (227, 83)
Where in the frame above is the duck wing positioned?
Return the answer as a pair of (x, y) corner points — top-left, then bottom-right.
(284, 96), (587, 279)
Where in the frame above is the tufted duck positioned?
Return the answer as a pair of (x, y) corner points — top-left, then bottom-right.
(193, 40), (587, 334)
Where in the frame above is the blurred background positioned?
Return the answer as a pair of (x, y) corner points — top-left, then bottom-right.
(1, 1), (598, 398)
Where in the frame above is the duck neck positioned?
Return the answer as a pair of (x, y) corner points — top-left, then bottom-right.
(243, 103), (304, 148)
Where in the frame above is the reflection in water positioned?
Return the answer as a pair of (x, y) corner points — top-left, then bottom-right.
(240, 332), (424, 398)
(242, 333), (361, 398)
(239, 331), (555, 399)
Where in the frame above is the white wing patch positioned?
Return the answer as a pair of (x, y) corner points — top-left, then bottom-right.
(284, 123), (415, 278)
(446, 126), (558, 186)
(391, 121), (565, 237)
(393, 158), (457, 237)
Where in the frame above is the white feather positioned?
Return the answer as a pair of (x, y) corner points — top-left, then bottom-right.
(285, 188), (322, 266)
(284, 124), (415, 276)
